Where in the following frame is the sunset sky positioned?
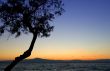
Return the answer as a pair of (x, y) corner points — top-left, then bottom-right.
(0, 0), (110, 60)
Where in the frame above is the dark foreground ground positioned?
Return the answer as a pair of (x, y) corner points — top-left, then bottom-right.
(0, 59), (110, 71)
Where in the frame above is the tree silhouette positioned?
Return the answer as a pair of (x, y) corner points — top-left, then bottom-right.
(0, 0), (64, 71)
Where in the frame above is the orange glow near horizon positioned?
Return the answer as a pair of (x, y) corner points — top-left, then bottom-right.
(33, 54), (110, 60)
(1, 49), (110, 61)
(27, 48), (110, 60)
(0, 48), (110, 61)
(0, 43), (110, 61)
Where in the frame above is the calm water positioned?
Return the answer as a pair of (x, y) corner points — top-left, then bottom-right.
(0, 62), (110, 71)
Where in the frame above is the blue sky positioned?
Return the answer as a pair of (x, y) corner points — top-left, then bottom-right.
(0, 0), (110, 60)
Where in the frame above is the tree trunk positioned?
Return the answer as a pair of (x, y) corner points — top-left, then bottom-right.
(4, 34), (37, 71)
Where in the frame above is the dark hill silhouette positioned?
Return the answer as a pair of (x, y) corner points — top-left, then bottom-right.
(1, 58), (110, 63)
(20, 58), (110, 63)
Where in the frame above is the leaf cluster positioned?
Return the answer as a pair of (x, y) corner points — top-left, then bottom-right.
(0, 0), (64, 37)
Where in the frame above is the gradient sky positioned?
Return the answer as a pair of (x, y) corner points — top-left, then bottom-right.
(0, 0), (110, 60)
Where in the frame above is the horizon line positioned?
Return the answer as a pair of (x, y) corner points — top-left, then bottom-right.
(1, 57), (110, 61)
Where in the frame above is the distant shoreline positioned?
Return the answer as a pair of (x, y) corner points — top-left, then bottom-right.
(0, 58), (110, 63)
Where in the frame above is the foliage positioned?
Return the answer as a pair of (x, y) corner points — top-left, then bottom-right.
(0, 0), (64, 37)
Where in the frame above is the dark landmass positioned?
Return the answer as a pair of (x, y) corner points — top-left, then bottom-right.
(1, 58), (110, 63)
(24, 58), (110, 63)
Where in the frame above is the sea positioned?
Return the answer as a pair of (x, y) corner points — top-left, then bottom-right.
(0, 61), (110, 71)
